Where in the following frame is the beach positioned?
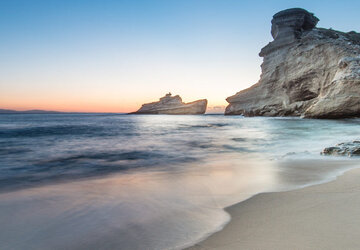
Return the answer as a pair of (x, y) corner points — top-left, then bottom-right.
(3, 2), (360, 249)
(2, 114), (360, 249)
(189, 167), (360, 250)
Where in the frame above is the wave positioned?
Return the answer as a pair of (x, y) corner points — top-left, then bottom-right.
(0, 149), (198, 192)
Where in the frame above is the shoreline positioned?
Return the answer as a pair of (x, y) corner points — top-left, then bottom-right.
(188, 165), (360, 250)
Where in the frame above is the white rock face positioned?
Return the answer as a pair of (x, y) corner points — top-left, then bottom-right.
(132, 93), (207, 115)
(225, 8), (360, 118)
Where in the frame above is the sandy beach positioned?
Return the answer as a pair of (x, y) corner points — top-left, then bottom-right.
(189, 167), (360, 250)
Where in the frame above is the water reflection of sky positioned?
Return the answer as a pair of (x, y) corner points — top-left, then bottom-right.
(0, 157), (277, 250)
(1, 114), (360, 191)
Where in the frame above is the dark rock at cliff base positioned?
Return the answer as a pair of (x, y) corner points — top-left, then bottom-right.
(322, 141), (360, 157)
(225, 8), (360, 118)
(130, 93), (207, 115)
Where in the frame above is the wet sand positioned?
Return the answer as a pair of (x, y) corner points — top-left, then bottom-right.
(189, 167), (360, 250)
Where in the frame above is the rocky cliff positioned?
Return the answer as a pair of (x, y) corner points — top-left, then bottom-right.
(225, 8), (360, 118)
(131, 93), (207, 114)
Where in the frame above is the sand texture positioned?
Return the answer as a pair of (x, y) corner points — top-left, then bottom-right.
(189, 168), (360, 250)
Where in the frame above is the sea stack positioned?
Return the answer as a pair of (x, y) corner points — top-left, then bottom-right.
(131, 93), (207, 114)
(225, 8), (360, 118)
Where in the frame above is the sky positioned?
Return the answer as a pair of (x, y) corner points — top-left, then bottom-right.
(1, 0), (360, 112)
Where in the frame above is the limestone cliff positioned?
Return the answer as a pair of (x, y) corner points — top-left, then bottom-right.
(225, 8), (360, 118)
(131, 93), (207, 114)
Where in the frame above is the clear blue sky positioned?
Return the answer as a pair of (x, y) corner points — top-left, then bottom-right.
(1, 0), (359, 112)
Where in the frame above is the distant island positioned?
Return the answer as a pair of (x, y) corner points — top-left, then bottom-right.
(130, 93), (208, 115)
(0, 109), (63, 114)
(0, 109), (124, 114)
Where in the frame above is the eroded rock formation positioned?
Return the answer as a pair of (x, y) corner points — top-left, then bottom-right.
(225, 8), (360, 118)
(131, 93), (207, 114)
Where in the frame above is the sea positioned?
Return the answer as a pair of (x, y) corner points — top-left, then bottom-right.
(1, 113), (360, 249)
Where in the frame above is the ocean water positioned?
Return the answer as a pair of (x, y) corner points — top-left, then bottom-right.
(1, 114), (360, 249)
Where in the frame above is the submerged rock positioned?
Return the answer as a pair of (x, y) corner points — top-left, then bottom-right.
(322, 141), (360, 156)
(225, 8), (360, 118)
(131, 93), (207, 114)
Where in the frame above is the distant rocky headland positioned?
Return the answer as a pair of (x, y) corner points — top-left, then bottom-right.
(0, 109), (61, 114)
(225, 8), (360, 118)
(131, 93), (207, 115)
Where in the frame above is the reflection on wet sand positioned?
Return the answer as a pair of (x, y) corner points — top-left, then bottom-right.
(2, 156), (358, 250)
(0, 156), (277, 250)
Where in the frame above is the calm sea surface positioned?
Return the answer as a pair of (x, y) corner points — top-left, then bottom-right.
(1, 114), (360, 249)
